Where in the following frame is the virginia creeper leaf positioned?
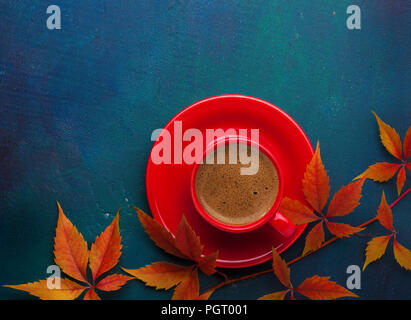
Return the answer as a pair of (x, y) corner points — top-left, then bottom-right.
(53, 202), (89, 283)
(303, 221), (325, 255)
(95, 274), (133, 291)
(133, 207), (186, 259)
(195, 289), (215, 300)
(393, 240), (411, 271)
(325, 221), (364, 238)
(354, 162), (401, 182)
(258, 290), (289, 300)
(376, 192), (394, 232)
(175, 215), (203, 262)
(404, 126), (411, 160)
(363, 235), (391, 270)
(172, 269), (199, 300)
(4, 278), (86, 300)
(89, 211), (122, 282)
(396, 166), (406, 195)
(326, 178), (365, 217)
(302, 142), (330, 213)
(122, 263), (193, 290)
(198, 251), (218, 275)
(296, 275), (358, 300)
(84, 289), (101, 300)
(372, 111), (403, 160)
(279, 197), (319, 225)
(272, 247), (291, 288)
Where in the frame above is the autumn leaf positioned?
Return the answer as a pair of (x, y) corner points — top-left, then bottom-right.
(393, 240), (411, 271)
(376, 192), (394, 232)
(54, 202), (89, 284)
(325, 221), (364, 238)
(279, 197), (319, 225)
(271, 247), (291, 288)
(354, 163), (401, 182)
(122, 263), (193, 290)
(95, 274), (133, 291)
(84, 289), (101, 300)
(326, 178), (365, 217)
(195, 289), (215, 300)
(372, 111), (403, 160)
(404, 126), (411, 160)
(302, 142), (330, 213)
(396, 167), (406, 196)
(296, 275), (358, 300)
(198, 251), (218, 276)
(89, 211), (122, 282)
(258, 290), (289, 300)
(175, 215), (203, 262)
(133, 207), (186, 259)
(172, 269), (199, 300)
(363, 235), (391, 270)
(303, 222), (325, 255)
(4, 278), (86, 300)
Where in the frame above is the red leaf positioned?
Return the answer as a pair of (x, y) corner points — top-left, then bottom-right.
(172, 269), (199, 300)
(396, 166), (406, 195)
(95, 274), (133, 291)
(303, 222), (325, 255)
(53, 202), (89, 284)
(404, 126), (411, 160)
(89, 210), (122, 282)
(325, 221), (364, 238)
(372, 111), (403, 160)
(354, 162), (401, 182)
(198, 251), (218, 275)
(326, 178), (365, 217)
(84, 289), (101, 300)
(296, 275), (358, 300)
(271, 247), (291, 288)
(279, 197), (319, 225)
(175, 215), (203, 262)
(302, 142), (330, 213)
(376, 192), (394, 232)
(363, 235), (391, 270)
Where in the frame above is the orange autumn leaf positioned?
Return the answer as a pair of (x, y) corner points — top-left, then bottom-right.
(279, 197), (319, 225)
(407, 163), (411, 172)
(198, 251), (218, 275)
(95, 274), (133, 291)
(396, 166), (406, 195)
(354, 162), (401, 182)
(122, 262), (193, 290)
(296, 275), (358, 300)
(175, 215), (203, 262)
(363, 235), (391, 271)
(89, 211), (122, 282)
(372, 111), (403, 160)
(302, 142), (330, 213)
(133, 207), (186, 259)
(376, 192), (394, 232)
(195, 289), (215, 300)
(4, 278), (86, 300)
(54, 202), (89, 284)
(325, 221), (364, 238)
(326, 178), (365, 217)
(404, 126), (411, 160)
(172, 269), (199, 300)
(84, 289), (101, 300)
(393, 240), (411, 271)
(303, 222), (325, 255)
(272, 247), (291, 288)
(258, 290), (289, 300)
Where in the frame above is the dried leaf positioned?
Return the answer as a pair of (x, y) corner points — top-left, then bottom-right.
(271, 247), (291, 288)
(53, 202), (89, 283)
(198, 251), (218, 275)
(396, 166), (406, 195)
(4, 278), (86, 300)
(296, 275), (358, 300)
(122, 263), (193, 290)
(303, 222), (325, 255)
(363, 235), (391, 270)
(404, 126), (411, 160)
(172, 269), (199, 300)
(376, 192), (394, 232)
(175, 215), (203, 262)
(393, 240), (411, 271)
(326, 178), (365, 217)
(279, 197), (319, 225)
(89, 211), (122, 282)
(133, 207), (186, 259)
(302, 142), (330, 213)
(372, 111), (402, 160)
(354, 162), (401, 182)
(84, 289), (101, 300)
(95, 274), (133, 291)
(325, 221), (364, 238)
(258, 290), (289, 300)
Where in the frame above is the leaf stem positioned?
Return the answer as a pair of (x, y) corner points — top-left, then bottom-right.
(202, 186), (411, 297)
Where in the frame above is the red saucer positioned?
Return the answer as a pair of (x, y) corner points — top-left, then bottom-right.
(145, 95), (314, 268)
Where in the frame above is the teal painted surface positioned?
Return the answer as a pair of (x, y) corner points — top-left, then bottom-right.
(0, 1), (410, 299)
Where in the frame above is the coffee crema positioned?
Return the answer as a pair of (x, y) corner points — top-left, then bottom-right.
(194, 144), (279, 225)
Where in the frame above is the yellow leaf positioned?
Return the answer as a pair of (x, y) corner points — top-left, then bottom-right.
(354, 162), (401, 182)
(258, 290), (289, 300)
(363, 235), (391, 270)
(372, 111), (403, 160)
(393, 240), (411, 271)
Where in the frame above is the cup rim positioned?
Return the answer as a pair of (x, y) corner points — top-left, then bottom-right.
(190, 135), (284, 233)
